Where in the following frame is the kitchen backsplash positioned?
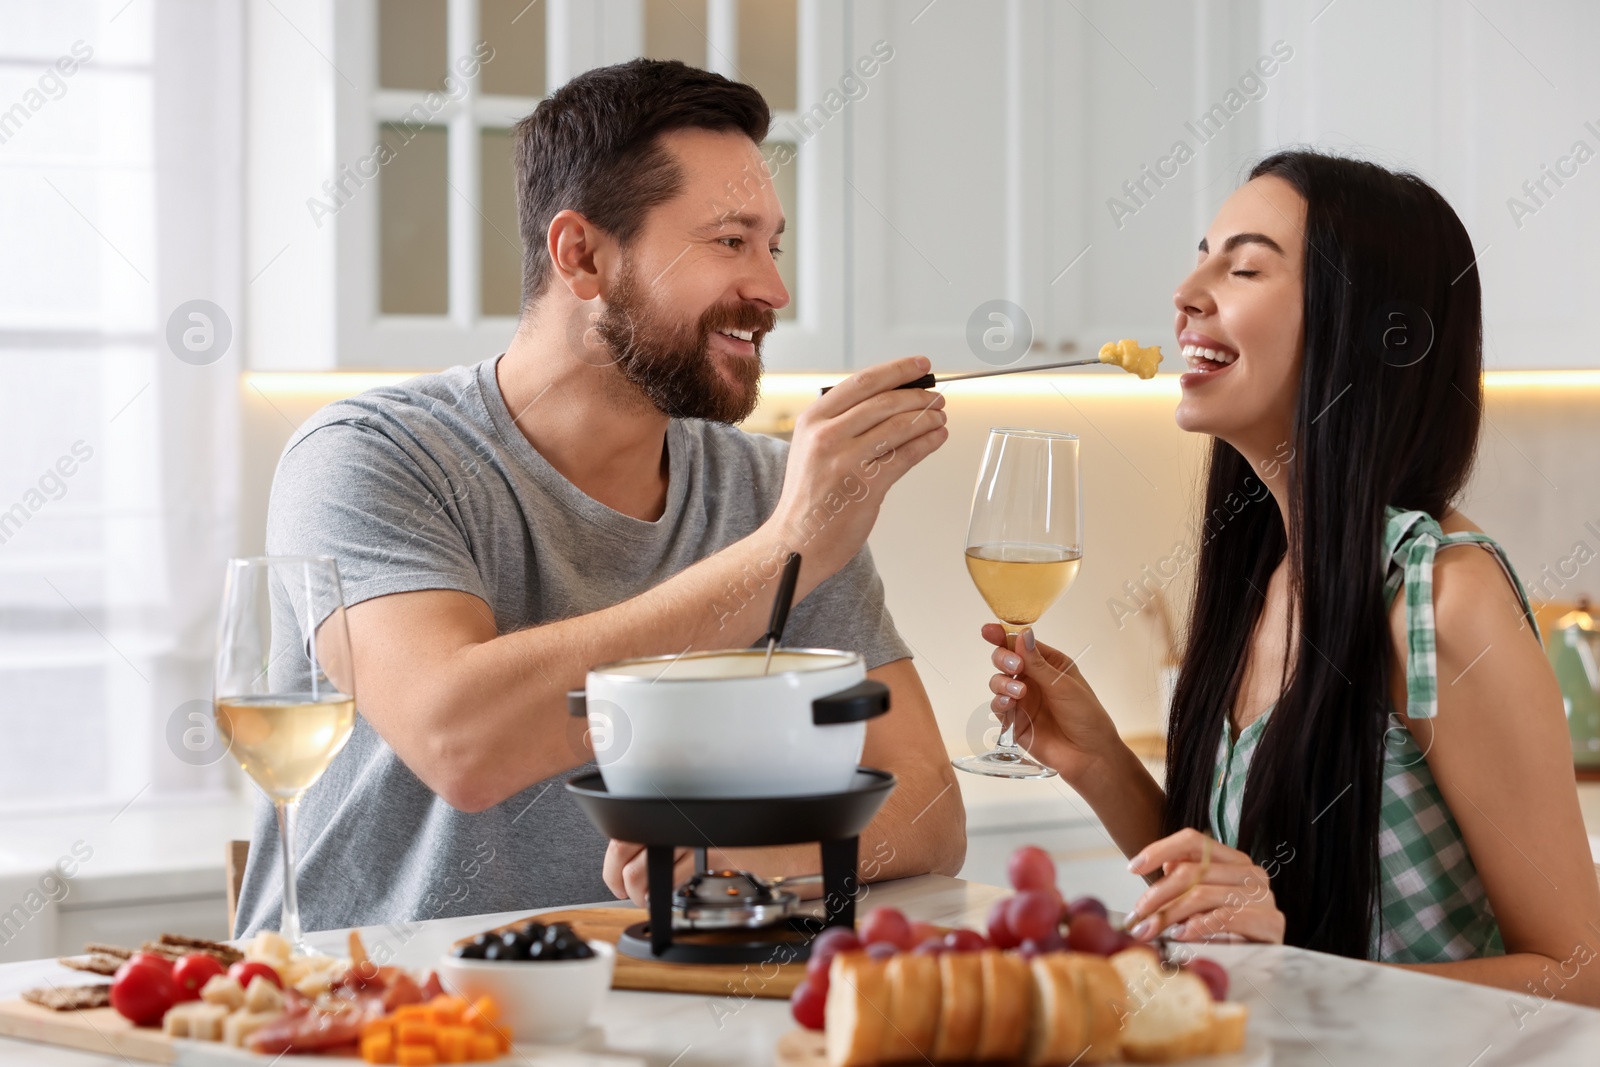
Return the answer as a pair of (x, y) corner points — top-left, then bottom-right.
(240, 373), (1600, 756)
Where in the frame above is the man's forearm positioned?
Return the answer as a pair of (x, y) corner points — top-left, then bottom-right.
(711, 748), (966, 888)
(418, 523), (836, 810)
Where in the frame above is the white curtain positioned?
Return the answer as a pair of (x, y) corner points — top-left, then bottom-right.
(0, 0), (243, 810)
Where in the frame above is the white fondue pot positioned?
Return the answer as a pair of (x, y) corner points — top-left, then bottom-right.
(567, 648), (890, 798)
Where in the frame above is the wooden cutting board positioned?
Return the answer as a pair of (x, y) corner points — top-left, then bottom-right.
(486, 908), (808, 999)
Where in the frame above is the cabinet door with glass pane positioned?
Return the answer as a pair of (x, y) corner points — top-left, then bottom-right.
(325, 0), (541, 367)
(589, 0), (848, 371)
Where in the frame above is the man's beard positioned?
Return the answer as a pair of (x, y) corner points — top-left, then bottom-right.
(593, 258), (775, 424)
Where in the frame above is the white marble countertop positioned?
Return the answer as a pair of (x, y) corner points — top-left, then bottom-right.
(0, 873), (1597, 1065)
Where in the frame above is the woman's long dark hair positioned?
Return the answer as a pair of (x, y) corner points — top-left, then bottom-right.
(1162, 150), (1484, 957)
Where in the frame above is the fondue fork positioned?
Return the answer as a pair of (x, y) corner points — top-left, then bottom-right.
(761, 552), (803, 674)
(818, 356), (1106, 394)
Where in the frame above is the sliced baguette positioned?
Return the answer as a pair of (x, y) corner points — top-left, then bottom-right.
(878, 953), (941, 1063)
(1026, 955), (1086, 1065)
(931, 950), (984, 1062)
(1063, 952), (1128, 1064)
(1109, 947), (1215, 1064)
(825, 953), (893, 1067)
(1206, 1000), (1249, 1055)
(973, 949), (1032, 1062)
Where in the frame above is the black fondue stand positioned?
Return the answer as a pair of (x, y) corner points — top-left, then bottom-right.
(565, 765), (895, 964)
(566, 551), (895, 964)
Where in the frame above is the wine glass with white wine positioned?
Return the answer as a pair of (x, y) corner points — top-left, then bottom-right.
(214, 557), (356, 953)
(954, 429), (1082, 779)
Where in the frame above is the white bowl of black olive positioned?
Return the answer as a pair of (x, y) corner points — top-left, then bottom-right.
(439, 920), (614, 1043)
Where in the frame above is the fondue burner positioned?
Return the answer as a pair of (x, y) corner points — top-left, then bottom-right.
(564, 768), (895, 965)
(672, 866), (823, 930)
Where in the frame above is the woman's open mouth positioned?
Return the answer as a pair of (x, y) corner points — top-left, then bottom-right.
(1179, 340), (1238, 385)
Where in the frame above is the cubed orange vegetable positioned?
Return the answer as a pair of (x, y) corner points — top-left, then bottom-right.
(469, 1033), (499, 1061)
(395, 1047), (438, 1067)
(394, 1004), (430, 1023)
(495, 1024), (512, 1053)
(396, 1019), (433, 1046)
(362, 1017), (397, 1040)
(361, 1030), (396, 1064)
(462, 996), (499, 1028)
(436, 1025), (473, 1063)
(429, 995), (468, 1025)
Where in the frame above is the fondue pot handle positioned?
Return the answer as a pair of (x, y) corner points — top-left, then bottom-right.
(567, 690), (587, 717)
(812, 679), (891, 725)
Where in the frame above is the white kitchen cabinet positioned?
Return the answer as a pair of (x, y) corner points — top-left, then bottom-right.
(847, 0), (1271, 371)
(1257, 0), (1600, 369)
(245, 0), (1600, 371)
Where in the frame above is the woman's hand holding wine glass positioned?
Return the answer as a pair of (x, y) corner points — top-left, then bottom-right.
(979, 623), (1126, 787)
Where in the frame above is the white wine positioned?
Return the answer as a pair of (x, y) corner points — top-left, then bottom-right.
(965, 543), (1082, 631)
(215, 693), (356, 802)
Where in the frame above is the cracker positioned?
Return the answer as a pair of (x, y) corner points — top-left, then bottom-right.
(23, 984), (111, 1011)
(58, 954), (123, 976)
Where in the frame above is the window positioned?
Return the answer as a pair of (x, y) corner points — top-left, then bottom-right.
(0, 3), (241, 811)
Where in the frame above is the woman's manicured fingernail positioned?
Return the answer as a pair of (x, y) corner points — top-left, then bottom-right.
(1005, 681), (1024, 697)
(1023, 627), (1036, 651)
(1002, 655), (1021, 672)
(1130, 919), (1155, 940)
(1127, 854), (1144, 872)
(996, 695), (1012, 708)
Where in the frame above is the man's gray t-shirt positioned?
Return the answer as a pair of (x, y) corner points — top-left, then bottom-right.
(233, 355), (913, 937)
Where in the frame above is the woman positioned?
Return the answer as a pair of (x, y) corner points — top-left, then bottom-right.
(986, 150), (1600, 1002)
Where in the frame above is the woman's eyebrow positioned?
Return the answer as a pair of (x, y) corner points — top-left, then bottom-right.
(1197, 232), (1286, 255)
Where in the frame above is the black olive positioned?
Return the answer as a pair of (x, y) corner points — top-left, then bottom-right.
(519, 920), (546, 942)
(452, 940), (487, 959)
(542, 922), (575, 944)
(470, 932), (495, 950)
(546, 933), (578, 957)
(524, 938), (545, 961)
(483, 939), (508, 961)
(565, 941), (595, 960)
(499, 930), (533, 960)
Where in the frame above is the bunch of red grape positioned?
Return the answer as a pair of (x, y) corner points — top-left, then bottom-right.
(789, 844), (1229, 1029)
(788, 906), (992, 1030)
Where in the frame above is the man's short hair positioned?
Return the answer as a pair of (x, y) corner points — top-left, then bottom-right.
(511, 59), (771, 309)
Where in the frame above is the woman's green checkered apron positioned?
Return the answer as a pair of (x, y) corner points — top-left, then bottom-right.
(1207, 507), (1539, 962)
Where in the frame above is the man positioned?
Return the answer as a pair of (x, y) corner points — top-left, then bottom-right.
(233, 59), (962, 936)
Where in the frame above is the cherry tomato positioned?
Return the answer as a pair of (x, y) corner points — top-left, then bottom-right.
(127, 952), (173, 974)
(986, 897), (1020, 950)
(907, 920), (941, 944)
(790, 977), (826, 1031)
(859, 907), (914, 951)
(912, 936), (946, 956)
(228, 960), (282, 990)
(171, 954), (225, 1001)
(1185, 958), (1230, 1001)
(1007, 845), (1058, 892)
(111, 959), (178, 1026)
